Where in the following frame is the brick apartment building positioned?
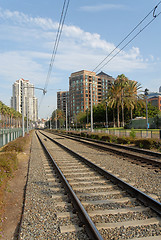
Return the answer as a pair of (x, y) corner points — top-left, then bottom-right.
(148, 92), (161, 111)
(57, 70), (114, 121)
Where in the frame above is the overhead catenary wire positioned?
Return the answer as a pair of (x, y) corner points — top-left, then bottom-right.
(39, 0), (70, 109)
(44, 0), (70, 91)
(91, 1), (161, 74)
(95, 12), (161, 74)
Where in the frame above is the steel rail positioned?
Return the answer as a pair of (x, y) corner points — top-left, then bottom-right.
(40, 130), (161, 217)
(50, 131), (161, 168)
(57, 131), (161, 158)
(36, 131), (103, 240)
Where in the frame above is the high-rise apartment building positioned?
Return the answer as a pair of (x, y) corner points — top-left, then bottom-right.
(11, 78), (38, 121)
(57, 91), (69, 116)
(68, 70), (114, 118)
(159, 86), (161, 93)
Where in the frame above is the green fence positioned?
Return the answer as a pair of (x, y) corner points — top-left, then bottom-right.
(95, 129), (160, 139)
(0, 128), (23, 148)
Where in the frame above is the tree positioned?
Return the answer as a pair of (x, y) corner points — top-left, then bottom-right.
(107, 74), (143, 127)
(107, 80), (122, 127)
(133, 102), (159, 118)
(0, 101), (22, 128)
(75, 111), (86, 128)
(125, 80), (142, 120)
(52, 109), (64, 128)
(93, 103), (105, 123)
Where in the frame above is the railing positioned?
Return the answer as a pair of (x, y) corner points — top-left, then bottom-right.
(65, 128), (160, 139)
(0, 128), (23, 147)
(94, 129), (160, 139)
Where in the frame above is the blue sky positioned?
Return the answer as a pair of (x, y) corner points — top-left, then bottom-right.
(0, 0), (160, 119)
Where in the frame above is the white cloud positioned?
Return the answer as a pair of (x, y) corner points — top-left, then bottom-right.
(0, 7), (58, 30)
(0, 6), (153, 114)
(149, 55), (154, 61)
(0, 51), (46, 84)
(0, 7), (147, 75)
(80, 4), (127, 12)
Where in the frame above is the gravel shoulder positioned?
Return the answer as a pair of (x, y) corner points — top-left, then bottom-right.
(1, 141), (31, 239)
(45, 131), (161, 202)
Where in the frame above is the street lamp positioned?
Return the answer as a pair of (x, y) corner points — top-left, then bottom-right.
(90, 82), (93, 132)
(22, 86), (46, 137)
(47, 106), (52, 129)
(87, 108), (89, 128)
(55, 109), (57, 130)
(106, 101), (108, 129)
(66, 98), (68, 131)
(144, 88), (149, 136)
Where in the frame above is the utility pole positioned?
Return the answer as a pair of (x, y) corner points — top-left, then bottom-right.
(22, 86), (25, 137)
(106, 101), (108, 129)
(90, 82), (93, 132)
(27, 100), (29, 134)
(145, 88), (149, 137)
(50, 117), (51, 129)
(56, 109), (57, 130)
(22, 86), (46, 137)
(87, 108), (89, 126)
(66, 100), (68, 131)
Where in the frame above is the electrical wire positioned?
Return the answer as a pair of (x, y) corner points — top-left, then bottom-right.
(95, 12), (161, 74)
(44, 0), (70, 91)
(91, 1), (161, 74)
(39, 0), (70, 109)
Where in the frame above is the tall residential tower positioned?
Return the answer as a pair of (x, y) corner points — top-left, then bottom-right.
(11, 78), (38, 121)
(69, 70), (114, 118)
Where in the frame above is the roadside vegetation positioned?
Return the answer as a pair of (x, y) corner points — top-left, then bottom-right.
(47, 129), (161, 152)
(47, 74), (160, 130)
(0, 132), (32, 236)
(0, 101), (22, 128)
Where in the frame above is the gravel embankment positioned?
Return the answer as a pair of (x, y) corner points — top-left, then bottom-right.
(40, 131), (161, 239)
(19, 133), (89, 240)
(45, 131), (161, 202)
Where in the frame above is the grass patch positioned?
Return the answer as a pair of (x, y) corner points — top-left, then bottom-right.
(0, 132), (32, 233)
(0, 152), (18, 186)
(1, 134), (30, 153)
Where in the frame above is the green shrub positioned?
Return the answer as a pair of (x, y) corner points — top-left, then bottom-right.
(117, 137), (129, 144)
(130, 128), (136, 139)
(80, 132), (87, 137)
(65, 130), (161, 152)
(2, 134), (30, 153)
(110, 135), (118, 143)
(100, 134), (111, 142)
(0, 152), (18, 186)
(134, 139), (154, 149)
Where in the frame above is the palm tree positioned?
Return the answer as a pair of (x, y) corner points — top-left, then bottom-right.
(125, 81), (142, 120)
(107, 74), (143, 127)
(115, 74), (129, 127)
(0, 101), (22, 129)
(1, 103), (8, 128)
(107, 81), (122, 127)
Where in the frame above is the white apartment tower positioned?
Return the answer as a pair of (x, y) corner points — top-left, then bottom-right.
(11, 78), (38, 121)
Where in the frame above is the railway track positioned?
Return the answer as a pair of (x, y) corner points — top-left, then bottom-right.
(46, 130), (161, 172)
(36, 130), (161, 240)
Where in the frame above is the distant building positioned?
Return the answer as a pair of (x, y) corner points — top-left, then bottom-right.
(159, 86), (161, 92)
(11, 78), (38, 121)
(148, 92), (161, 111)
(68, 70), (114, 119)
(57, 91), (69, 116)
(97, 71), (113, 103)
